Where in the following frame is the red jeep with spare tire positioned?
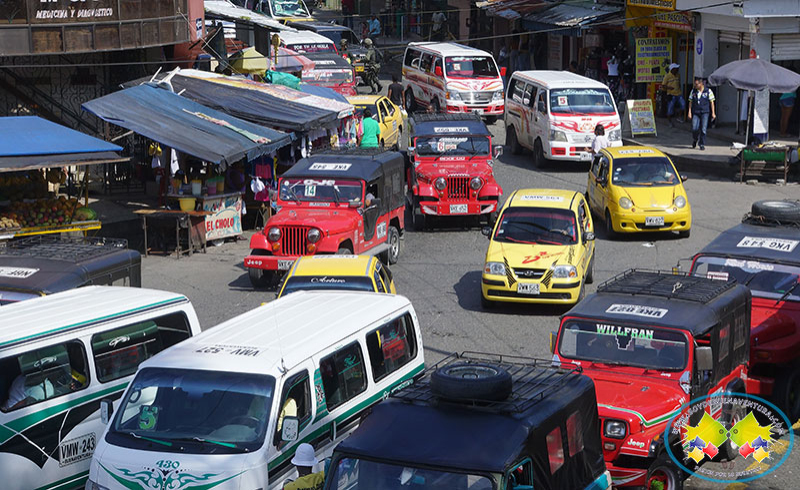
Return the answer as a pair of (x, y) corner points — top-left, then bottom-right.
(684, 199), (800, 421)
(244, 150), (406, 288)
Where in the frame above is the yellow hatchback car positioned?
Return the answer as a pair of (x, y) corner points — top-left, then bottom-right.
(587, 146), (691, 238)
(480, 189), (595, 308)
(277, 254), (396, 298)
(347, 95), (405, 150)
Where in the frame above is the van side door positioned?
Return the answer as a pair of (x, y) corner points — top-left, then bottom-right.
(271, 369), (313, 481)
(534, 88), (548, 146)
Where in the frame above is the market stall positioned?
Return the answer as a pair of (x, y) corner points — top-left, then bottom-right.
(0, 116), (126, 240)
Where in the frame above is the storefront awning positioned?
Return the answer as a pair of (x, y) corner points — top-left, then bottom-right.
(82, 84), (292, 165)
(523, 2), (622, 35)
(204, 0), (289, 32)
(0, 117), (124, 172)
(476, 0), (548, 20)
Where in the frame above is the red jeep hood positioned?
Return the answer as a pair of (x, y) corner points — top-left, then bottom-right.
(589, 370), (686, 429)
(268, 208), (358, 235)
(416, 159), (493, 177)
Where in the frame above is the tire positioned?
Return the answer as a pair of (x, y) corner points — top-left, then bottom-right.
(432, 98), (441, 113)
(586, 255), (595, 284)
(678, 229), (691, 238)
(506, 126), (522, 155)
(411, 197), (426, 231)
(248, 250), (274, 289)
(605, 210), (616, 238)
(404, 89), (416, 112)
(751, 199), (800, 221)
(431, 362), (512, 401)
(386, 226), (400, 264)
(533, 138), (546, 168)
(486, 210), (498, 227)
(719, 392), (747, 461)
(774, 365), (800, 422)
(646, 455), (684, 490)
(337, 247), (352, 255)
(484, 116), (497, 125)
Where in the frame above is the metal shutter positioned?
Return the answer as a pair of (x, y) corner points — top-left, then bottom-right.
(718, 30), (750, 46)
(772, 34), (800, 61)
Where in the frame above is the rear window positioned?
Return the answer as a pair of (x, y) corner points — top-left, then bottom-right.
(282, 276), (375, 295)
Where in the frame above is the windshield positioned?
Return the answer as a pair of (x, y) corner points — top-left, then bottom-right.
(110, 368), (275, 454)
(611, 157), (679, 187)
(282, 276), (375, 295)
(494, 207), (577, 245)
(692, 255), (800, 302)
(280, 178), (363, 203)
(445, 56), (498, 79)
(549, 88), (616, 115)
(287, 43), (336, 54)
(559, 320), (688, 370)
(0, 290), (39, 305)
(414, 136), (490, 156)
(302, 68), (353, 84)
(271, 0), (309, 17)
(328, 456), (496, 489)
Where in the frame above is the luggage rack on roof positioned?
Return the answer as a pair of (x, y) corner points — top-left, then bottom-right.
(314, 148), (391, 157)
(0, 236), (128, 262)
(411, 113), (482, 124)
(742, 212), (800, 229)
(392, 351), (582, 414)
(598, 269), (735, 304)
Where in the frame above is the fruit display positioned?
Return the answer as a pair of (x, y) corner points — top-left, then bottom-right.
(0, 216), (20, 230)
(1, 196), (86, 229)
(0, 173), (48, 202)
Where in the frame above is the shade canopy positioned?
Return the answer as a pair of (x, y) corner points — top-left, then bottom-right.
(270, 46), (315, 73)
(82, 84), (291, 165)
(230, 47), (269, 75)
(709, 58), (800, 93)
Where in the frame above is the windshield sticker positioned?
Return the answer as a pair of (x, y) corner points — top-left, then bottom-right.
(617, 149), (654, 154)
(519, 195), (564, 202)
(0, 267), (39, 279)
(724, 258), (775, 272)
(596, 323), (655, 350)
(606, 303), (669, 319)
(707, 271), (730, 281)
(309, 202), (331, 207)
(195, 344), (262, 356)
(452, 63), (461, 71)
(557, 96), (568, 105)
(434, 127), (469, 133)
(310, 276), (346, 284)
(309, 163), (352, 171)
(305, 185), (316, 197)
(737, 236), (798, 253)
(138, 406), (159, 430)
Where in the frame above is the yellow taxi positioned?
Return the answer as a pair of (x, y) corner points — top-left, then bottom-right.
(347, 95), (405, 150)
(587, 146), (692, 238)
(277, 254), (396, 299)
(480, 189), (595, 308)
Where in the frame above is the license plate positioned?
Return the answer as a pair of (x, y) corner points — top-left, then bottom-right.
(278, 260), (294, 270)
(450, 204), (468, 214)
(645, 216), (665, 227)
(580, 152), (591, 161)
(355, 66), (364, 72)
(59, 432), (96, 467)
(517, 283), (540, 295)
(472, 109), (484, 115)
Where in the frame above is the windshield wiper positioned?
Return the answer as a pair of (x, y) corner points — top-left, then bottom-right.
(776, 281), (800, 305)
(287, 186), (301, 203)
(126, 431), (173, 447)
(187, 437), (237, 448)
(332, 186), (341, 204)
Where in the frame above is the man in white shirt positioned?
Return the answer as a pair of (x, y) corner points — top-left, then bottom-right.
(3, 375), (54, 411)
(591, 124), (610, 155)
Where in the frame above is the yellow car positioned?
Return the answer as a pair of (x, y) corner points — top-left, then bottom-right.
(587, 146), (691, 237)
(277, 254), (396, 298)
(347, 95), (405, 150)
(480, 189), (595, 308)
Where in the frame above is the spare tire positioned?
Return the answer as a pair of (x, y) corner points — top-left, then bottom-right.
(751, 200), (800, 222)
(430, 362), (512, 401)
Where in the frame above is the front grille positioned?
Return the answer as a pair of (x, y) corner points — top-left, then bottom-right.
(511, 268), (546, 279)
(447, 176), (470, 199)
(463, 91), (493, 103)
(487, 289), (571, 300)
(280, 226), (309, 256)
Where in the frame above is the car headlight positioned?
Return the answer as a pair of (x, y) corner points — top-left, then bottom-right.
(470, 177), (483, 190)
(552, 265), (577, 279)
(604, 419), (627, 439)
(447, 91), (462, 101)
(484, 262), (505, 275)
(267, 227), (281, 242)
(549, 129), (568, 142)
(307, 228), (321, 243)
(492, 90), (503, 101)
(86, 479), (110, 490)
(434, 177), (447, 190)
(619, 197), (633, 209)
(609, 129), (621, 141)
(674, 195), (687, 208)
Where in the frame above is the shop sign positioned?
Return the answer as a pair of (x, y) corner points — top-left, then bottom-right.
(548, 34), (562, 71)
(653, 11), (692, 32)
(204, 194), (243, 241)
(626, 99), (657, 137)
(635, 37), (672, 83)
(626, 0), (675, 10)
(583, 33), (602, 48)
(26, 0), (118, 24)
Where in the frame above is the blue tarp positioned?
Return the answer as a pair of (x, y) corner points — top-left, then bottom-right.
(299, 83), (351, 104)
(82, 84), (292, 165)
(0, 116), (122, 157)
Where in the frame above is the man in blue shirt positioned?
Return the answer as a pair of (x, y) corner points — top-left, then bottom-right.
(687, 78), (716, 151)
(369, 15), (381, 38)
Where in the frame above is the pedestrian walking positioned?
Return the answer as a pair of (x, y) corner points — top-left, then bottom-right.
(687, 78), (716, 151)
(387, 74), (403, 107)
(363, 38), (382, 94)
(359, 108), (381, 148)
(431, 11), (447, 41)
(779, 90), (796, 137)
(661, 63), (685, 127)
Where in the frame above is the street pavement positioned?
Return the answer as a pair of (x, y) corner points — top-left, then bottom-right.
(139, 85), (799, 488)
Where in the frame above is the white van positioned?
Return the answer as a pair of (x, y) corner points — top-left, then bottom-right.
(278, 30), (338, 55)
(402, 42), (505, 122)
(505, 71), (622, 167)
(0, 286), (200, 490)
(87, 291), (424, 490)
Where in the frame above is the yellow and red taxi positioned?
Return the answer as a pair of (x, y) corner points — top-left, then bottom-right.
(347, 95), (405, 150)
(277, 254), (396, 298)
(480, 189), (595, 308)
(587, 146), (691, 237)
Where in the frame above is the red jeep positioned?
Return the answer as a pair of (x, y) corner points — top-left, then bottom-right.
(685, 199), (800, 421)
(244, 150), (406, 288)
(407, 114), (503, 229)
(552, 269), (751, 488)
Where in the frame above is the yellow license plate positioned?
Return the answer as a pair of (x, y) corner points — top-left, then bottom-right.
(355, 66), (364, 72)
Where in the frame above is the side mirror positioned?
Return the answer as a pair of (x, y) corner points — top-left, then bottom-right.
(100, 398), (114, 425)
(369, 197), (382, 208)
(595, 177), (606, 186)
(349, 199), (361, 208)
(681, 174), (688, 182)
(407, 146), (415, 153)
(493, 146), (503, 158)
(281, 416), (299, 442)
(695, 346), (713, 372)
(584, 231), (595, 242)
(434, 65), (443, 77)
(500, 66), (507, 77)
(481, 226), (492, 237)
(549, 331), (558, 354)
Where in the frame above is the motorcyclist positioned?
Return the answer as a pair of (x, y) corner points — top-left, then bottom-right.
(363, 38), (382, 94)
(339, 38), (351, 64)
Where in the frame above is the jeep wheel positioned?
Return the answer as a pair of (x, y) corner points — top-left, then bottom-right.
(646, 458), (684, 490)
(431, 362), (512, 401)
(752, 199), (800, 222)
(248, 250), (274, 289)
(533, 138), (546, 168)
(719, 392), (747, 461)
(411, 198), (426, 231)
(506, 126), (522, 155)
(337, 247), (352, 255)
(386, 226), (400, 264)
(432, 98), (441, 113)
(404, 90), (416, 112)
(774, 365), (800, 422)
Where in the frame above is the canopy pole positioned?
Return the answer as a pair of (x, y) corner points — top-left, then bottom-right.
(745, 90), (753, 147)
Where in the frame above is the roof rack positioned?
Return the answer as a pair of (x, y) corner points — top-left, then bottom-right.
(411, 113), (483, 124)
(742, 212), (800, 229)
(313, 148), (391, 157)
(0, 236), (129, 262)
(392, 351), (582, 415)
(598, 269), (735, 304)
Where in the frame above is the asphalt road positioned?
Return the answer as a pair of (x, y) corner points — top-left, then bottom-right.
(140, 111), (799, 489)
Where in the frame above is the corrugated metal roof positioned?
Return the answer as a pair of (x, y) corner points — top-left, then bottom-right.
(524, 1), (621, 27)
(476, 0), (548, 20)
(204, 0), (294, 31)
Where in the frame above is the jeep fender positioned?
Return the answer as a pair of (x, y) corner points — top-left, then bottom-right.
(250, 233), (269, 250)
(415, 182), (438, 199)
(479, 182), (502, 200)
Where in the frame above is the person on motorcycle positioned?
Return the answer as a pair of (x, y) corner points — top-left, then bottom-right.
(339, 38), (351, 64)
(363, 38), (382, 94)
